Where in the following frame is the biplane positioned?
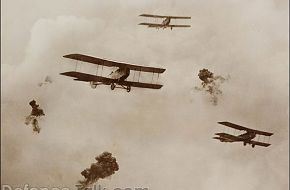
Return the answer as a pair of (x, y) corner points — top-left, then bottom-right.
(213, 121), (273, 148)
(60, 54), (166, 92)
(139, 14), (191, 30)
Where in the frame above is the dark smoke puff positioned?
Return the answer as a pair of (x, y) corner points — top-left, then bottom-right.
(198, 69), (214, 83)
(195, 69), (228, 105)
(29, 100), (38, 108)
(31, 107), (45, 117)
(81, 169), (90, 178)
(95, 152), (112, 161)
(77, 152), (119, 189)
(29, 100), (45, 116)
(91, 152), (119, 178)
(25, 100), (45, 133)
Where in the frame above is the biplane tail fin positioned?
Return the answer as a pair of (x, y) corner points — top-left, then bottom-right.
(139, 23), (164, 27)
(139, 14), (167, 18)
(214, 133), (241, 141)
(60, 71), (113, 84)
(213, 137), (224, 140)
(212, 136), (233, 142)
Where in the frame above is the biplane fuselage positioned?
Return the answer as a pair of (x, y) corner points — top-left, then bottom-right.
(215, 131), (256, 144)
(90, 66), (131, 89)
(110, 67), (130, 81)
(161, 17), (171, 27)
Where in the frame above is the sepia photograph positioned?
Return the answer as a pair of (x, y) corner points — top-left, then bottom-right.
(1, 0), (289, 190)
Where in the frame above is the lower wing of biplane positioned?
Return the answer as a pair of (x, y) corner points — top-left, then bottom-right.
(60, 71), (163, 92)
(139, 23), (191, 29)
(60, 54), (166, 92)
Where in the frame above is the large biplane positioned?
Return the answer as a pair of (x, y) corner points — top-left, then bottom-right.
(60, 54), (166, 92)
(213, 122), (273, 148)
(139, 14), (191, 30)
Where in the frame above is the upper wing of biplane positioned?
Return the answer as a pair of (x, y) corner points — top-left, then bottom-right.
(139, 14), (191, 19)
(218, 121), (273, 136)
(63, 54), (166, 74)
(60, 71), (163, 89)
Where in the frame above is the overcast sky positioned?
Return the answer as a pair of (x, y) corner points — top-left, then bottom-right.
(1, 0), (289, 190)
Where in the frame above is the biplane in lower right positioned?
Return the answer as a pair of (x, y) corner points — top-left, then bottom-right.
(213, 121), (273, 148)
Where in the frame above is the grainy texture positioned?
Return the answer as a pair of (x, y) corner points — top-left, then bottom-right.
(2, 0), (288, 190)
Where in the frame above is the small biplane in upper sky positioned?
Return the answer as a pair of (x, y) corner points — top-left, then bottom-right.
(139, 14), (191, 30)
(213, 122), (273, 148)
(60, 54), (166, 92)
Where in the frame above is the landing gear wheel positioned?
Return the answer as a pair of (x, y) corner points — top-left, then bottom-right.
(126, 86), (131, 92)
(111, 83), (115, 90)
(243, 142), (247, 146)
(251, 144), (255, 148)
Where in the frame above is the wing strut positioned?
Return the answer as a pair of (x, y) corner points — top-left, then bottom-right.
(74, 60), (78, 71)
(132, 70), (136, 81)
(96, 65), (99, 75)
(157, 73), (160, 83)
(138, 68), (141, 82)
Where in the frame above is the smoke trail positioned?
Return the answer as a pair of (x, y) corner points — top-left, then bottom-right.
(195, 69), (229, 105)
(77, 152), (119, 190)
(38, 75), (53, 87)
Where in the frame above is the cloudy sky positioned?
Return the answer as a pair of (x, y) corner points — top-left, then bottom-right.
(1, 0), (289, 190)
